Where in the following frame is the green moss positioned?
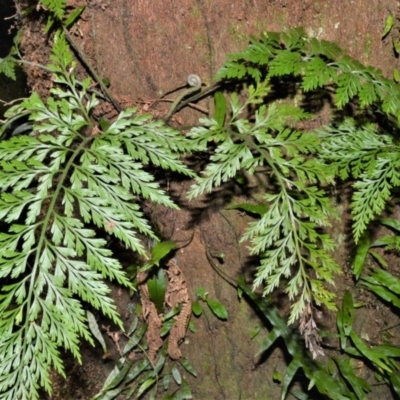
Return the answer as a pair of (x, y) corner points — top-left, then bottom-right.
(190, 5), (200, 18)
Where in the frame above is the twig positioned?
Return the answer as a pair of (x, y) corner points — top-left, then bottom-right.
(63, 26), (124, 112)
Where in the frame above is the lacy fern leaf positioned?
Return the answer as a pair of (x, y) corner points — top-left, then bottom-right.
(189, 79), (340, 323)
(191, 27), (400, 325)
(40, 0), (66, 19)
(0, 32), (195, 399)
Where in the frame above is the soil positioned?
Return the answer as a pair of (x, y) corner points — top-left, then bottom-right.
(3, 0), (400, 399)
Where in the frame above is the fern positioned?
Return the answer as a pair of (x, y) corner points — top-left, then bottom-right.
(188, 79), (340, 324)
(191, 28), (400, 324)
(319, 119), (400, 241)
(0, 55), (17, 81)
(0, 32), (195, 399)
(0, 32), (22, 81)
(40, 0), (66, 20)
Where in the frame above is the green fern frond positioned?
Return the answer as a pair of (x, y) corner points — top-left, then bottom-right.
(216, 27), (400, 120)
(308, 37), (343, 59)
(302, 57), (338, 91)
(268, 50), (304, 77)
(189, 79), (339, 323)
(319, 118), (398, 242)
(0, 32), (196, 399)
(40, 0), (66, 19)
(280, 27), (308, 50)
(319, 118), (394, 179)
(213, 28), (400, 248)
(352, 157), (400, 242)
(0, 55), (17, 80)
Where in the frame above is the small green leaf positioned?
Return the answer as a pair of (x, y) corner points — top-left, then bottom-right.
(390, 371), (400, 396)
(152, 347), (167, 375)
(124, 358), (151, 385)
(102, 77), (111, 87)
(349, 331), (392, 372)
(192, 301), (203, 317)
(233, 174), (246, 185)
(206, 298), (228, 320)
(352, 233), (370, 279)
(195, 287), (207, 299)
(342, 291), (354, 337)
(127, 316), (138, 335)
(289, 390), (309, 400)
(394, 67), (400, 82)
(256, 328), (280, 356)
(334, 357), (370, 399)
(98, 118), (111, 131)
(94, 386), (124, 400)
(337, 291), (354, 350)
(149, 387), (156, 400)
(369, 268), (400, 295)
(140, 241), (176, 271)
(136, 377), (156, 398)
(179, 358), (197, 377)
(44, 14), (55, 34)
(163, 305), (181, 321)
(393, 39), (400, 56)
(161, 318), (175, 337)
(180, 379), (193, 399)
(163, 373), (170, 391)
(361, 278), (400, 308)
(368, 250), (388, 268)
(87, 311), (107, 353)
(99, 359), (133, 395)
(123, 324), (147, 355)
(281, 357), (302, 399)
(188, 320), (197, 333)
(382, 13), (395, 39)
(171, 364), (182, 385)
(380, 217), (400, 232)
(63, 5), (86, 28)
(227, 202), (268, 216)
(147, 268), (166, 313)
(214, 91), (226, 127)
(272, 369), (282, 383)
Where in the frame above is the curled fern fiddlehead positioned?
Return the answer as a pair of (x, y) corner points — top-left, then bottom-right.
(163, 74), (202, 122)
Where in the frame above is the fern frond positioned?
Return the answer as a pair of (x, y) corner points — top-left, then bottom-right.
(0, 32), (195, 399)
(216, 27), (400, 121)
(40, 0), (66, 19)
(319, 118), (394, 179)
(302, 57), (338, 91)
(268, 50), (304, 77)
(352, 157), (400, 242)
(0, 55), (17, 80)
(189, 83), (339, 323)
